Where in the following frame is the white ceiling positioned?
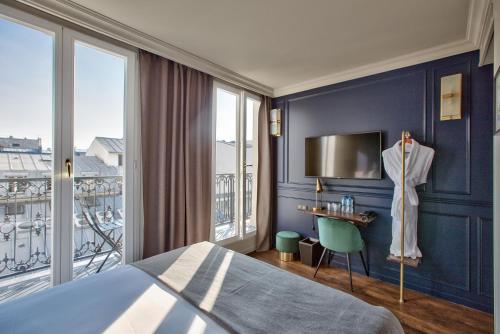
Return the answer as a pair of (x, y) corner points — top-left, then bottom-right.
(70, 0), (473, 96)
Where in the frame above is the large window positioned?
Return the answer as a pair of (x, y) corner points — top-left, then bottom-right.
(0, 4), (138, 302)
(212, 82), (260, 243)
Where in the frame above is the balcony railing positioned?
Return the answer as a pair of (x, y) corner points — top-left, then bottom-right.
(0, 176), (122, 279)
(0, 174), (250, 280)
(214, 173), (252, 226)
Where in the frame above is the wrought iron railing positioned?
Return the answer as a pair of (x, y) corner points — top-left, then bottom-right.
(214, 173), (252, 226)
(0, 173), (250, 279)
(0, 176), (123, 279)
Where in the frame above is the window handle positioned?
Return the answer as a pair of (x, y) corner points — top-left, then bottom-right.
(65, 159), (72, 178)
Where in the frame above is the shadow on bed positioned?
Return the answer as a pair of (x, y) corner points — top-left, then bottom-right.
(0, 246), (215, 334)
(132, 241), (404, 334)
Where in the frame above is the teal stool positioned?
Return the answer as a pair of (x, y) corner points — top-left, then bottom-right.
(276, 231), (300, 261)
(314, 218), (369, 291)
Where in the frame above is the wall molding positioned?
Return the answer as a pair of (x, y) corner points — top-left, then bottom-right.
(283, 69), (427, 186)
(419, 212), (472, 292)
(467, 0), (493, 66)
(274, 40), (476, 97)
(430, 60), (472, 196)
(14, 0), (274, 96)
(277, 185), (493, 208)
(477, 217), (493, 298)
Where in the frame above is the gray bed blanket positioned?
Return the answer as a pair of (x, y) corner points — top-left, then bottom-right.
(132, 241), (403, 334)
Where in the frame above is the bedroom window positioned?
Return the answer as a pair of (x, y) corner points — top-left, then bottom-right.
(0, 4), (139, 301)
(212, 82), (260, 243)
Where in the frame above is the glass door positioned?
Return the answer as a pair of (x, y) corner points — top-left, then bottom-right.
(0, 5), (61, 300)
(0, 5), (137, 302)
(242, 95), (260, 235)
(212, 82), (260, 246)
(62, 29), (137, 281)
(214, 84), (240, 242)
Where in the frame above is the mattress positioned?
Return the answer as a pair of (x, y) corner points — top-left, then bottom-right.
(0, 242), (404, 334)
(134, 242), (404, 334)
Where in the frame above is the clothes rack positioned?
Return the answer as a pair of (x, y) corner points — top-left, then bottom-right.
(399, 130), (409, 303)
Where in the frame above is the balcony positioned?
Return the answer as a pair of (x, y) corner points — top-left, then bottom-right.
(0, 176), (123, 303)
(214, 173), (254, 241)
(0, 173), (251, 302)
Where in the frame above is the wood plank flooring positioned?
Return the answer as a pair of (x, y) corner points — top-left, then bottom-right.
(249, 249), (493, 334)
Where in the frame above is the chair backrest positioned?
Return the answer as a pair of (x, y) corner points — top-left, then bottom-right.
(317, 217), (364, 253)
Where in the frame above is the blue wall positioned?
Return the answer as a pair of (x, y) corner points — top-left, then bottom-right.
(272, 51), (493, 312)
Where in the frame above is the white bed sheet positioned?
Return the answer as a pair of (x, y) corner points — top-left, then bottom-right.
(0, 265), (229, 334)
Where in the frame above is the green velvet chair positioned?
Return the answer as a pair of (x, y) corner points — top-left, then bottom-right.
(314, 217), (369, 291)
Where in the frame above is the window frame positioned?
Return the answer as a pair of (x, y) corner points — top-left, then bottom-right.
(0, 3), (140, 288)
(211, 81), (260, 250)
(242, 93), (260, 237)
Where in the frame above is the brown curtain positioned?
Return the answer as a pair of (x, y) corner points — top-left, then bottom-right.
(139, 50), (213, 258)
(256, 96), (274, 251)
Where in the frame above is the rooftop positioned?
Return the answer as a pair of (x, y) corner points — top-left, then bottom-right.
(0, 153), (119, 177)
(93, 137), (124, 153)
(0, 136), (41, 153)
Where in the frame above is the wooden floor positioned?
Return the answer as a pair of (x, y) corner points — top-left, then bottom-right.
(250, 249), (493, 334)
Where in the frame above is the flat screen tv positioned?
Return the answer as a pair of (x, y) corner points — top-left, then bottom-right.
(305, 131), (382, 179)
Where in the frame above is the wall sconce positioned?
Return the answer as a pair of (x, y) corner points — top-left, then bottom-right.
(270, 108), (281, 136)
(440, 73), (462, 121)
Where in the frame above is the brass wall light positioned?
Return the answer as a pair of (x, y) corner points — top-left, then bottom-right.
(440, 73), (462, 121)
(270, 108), (281, 136)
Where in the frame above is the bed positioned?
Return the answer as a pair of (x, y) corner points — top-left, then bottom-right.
(0, 242), (403, 334)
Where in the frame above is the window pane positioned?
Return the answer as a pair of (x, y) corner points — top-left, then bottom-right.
(245, 98), (260, 234)
(0, 18), (54, 301)
(215, 88), (238, 241)
(72, 42), (125, 279)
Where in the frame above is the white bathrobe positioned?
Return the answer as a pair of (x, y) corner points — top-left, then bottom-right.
(382, 139), (434, 259)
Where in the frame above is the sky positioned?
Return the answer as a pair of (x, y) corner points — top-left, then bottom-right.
(215, 89), (256, 142)
(216, 89), (237, 142)
(0, 16), (254, 151)
(0, 17), (124, 151)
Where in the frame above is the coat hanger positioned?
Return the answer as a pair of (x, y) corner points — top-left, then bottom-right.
(403, 131), (412, 144)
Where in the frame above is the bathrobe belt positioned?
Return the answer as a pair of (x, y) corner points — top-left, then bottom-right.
(391, 185), (418, 220)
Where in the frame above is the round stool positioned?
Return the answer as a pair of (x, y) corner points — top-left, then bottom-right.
(276, 231), (300, 261)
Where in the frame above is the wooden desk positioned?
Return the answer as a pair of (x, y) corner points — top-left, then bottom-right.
(298, 208), (376, 227)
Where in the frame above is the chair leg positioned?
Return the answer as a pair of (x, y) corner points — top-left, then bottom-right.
(346, 253), (353, 291)
(359, 251), (369, 277)
(314, 248), (327, 278)
(328, 250), (335, 265)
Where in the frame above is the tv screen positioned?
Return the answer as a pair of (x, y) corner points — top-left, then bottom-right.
(305, 131), (382, 179)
